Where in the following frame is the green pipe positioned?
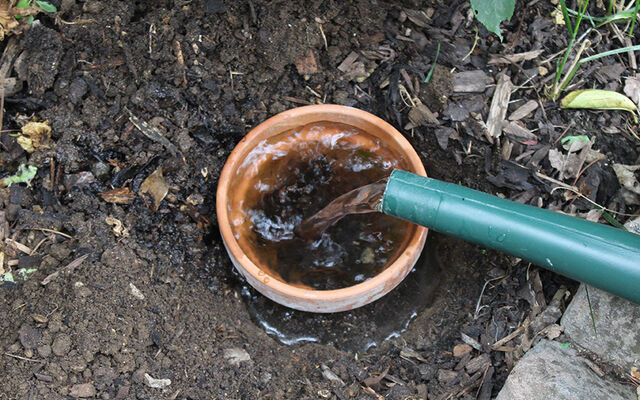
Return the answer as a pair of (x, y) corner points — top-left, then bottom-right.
(380, 170), (640, 304)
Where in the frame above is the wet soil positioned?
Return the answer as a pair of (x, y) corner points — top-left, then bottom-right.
(1, 0), (638, 399)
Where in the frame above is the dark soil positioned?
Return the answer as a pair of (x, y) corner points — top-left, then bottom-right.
(1, 0), (638, 399)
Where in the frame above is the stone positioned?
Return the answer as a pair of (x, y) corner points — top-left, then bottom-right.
(496, 340), (634, 400)
(68, 78), (88, 105)
(144, 373), (171, 389)
(18, 324), (42, 349)
(452, 344), (472, 358)
(52, 334), (72, 357)
(561, 284), (640, 370)
(224, 348), (251, 366)
(453, 70), (491, 93)
(38, 344), (52, 358)
(92, 162), (111, 181)
(69, 383), (96, 398)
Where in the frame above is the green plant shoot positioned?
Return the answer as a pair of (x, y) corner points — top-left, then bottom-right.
(0, 164), (37, 187)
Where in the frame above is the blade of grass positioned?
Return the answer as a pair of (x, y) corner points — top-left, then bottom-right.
(579, 43), (640, 63)
(629, 0), (640, 36)
(559, 0), (574, 34)
(423, 42), (440, 84)
(600, 209), (628, 230)
(557, 43), (640, 96)
(574, 0), (590, 35)
(585, 285), (598, 338)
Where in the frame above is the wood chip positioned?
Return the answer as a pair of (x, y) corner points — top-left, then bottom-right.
(5, 238), (31, 254)
(583, 359), (605, 377)
(321, 364), (346, 387)
(99, 187), (135, 204)
(337, 52), (360, 72)
(407, 102), (438, 127)
(486, 74), (513, 141)
(488, 49), (544, 65)
(41, 254), (89, 285)
(400, 347), (427, 362)
(508, 100), (539, 121)
(502, 121), (538, 144)
(363, 365), (389, 387)
(453, 70), (491, 93)
(461, 332), (482, 351)
(453, 344), (473, 358)
(0, 211), (8, 242)
(403, 8), (431, 27)
(465, 354), (491, 374)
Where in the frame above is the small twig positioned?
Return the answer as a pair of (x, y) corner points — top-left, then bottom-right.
(553, 124), (574, 145)
(23, 228), (72, 239)
(5, 353), (43, 363)
(571, 154), (606, 186)
(550, 186), (640, 217)
(317, 20), (327, 51)
(462, 28), (479, 61)
(41, 254), (89, 286)
(5, 239), (31, 254)
(491, 320), (529, 349)
(30, 237), (49, 256)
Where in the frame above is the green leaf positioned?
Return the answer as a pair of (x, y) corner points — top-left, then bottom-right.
(27, 15), (34, 24)
(561, 135), (589, 146)
(16, 0), (31, 9)
(0, 164), (37, 187)
(17, 268), (37, 280)
(1, 272), (15, 283)
(470, 0), (516, 41)
(561, 89), (637, 112)
(35, 0), (57, 13)
(560, 342), (571, 349)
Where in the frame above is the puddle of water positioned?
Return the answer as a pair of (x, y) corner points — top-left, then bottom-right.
(241, 234), (442, 353)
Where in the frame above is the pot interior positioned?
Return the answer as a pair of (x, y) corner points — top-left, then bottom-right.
(225, 116), (421, 290)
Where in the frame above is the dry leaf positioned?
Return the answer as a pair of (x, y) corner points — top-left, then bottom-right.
(105, 217), (129, 238)
(624, 77), (640, 105)
(99, 187), (135, 204)
(548, 149), (581, 179)
(624, 217), (640, 235)
(17, 121), (51, 153)
(139, 167), (168, 211)
(612, 164), (640, 195)
(541, 323), (564, 340)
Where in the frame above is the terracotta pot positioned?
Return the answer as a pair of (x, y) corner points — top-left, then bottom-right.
(216, 105), (428, 313)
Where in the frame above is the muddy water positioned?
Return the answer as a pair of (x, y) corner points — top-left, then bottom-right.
(240, 121), (412, 290)
(242, 234), (442, 353)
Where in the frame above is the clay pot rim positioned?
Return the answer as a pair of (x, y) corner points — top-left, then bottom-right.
(216, 105), (427, 309)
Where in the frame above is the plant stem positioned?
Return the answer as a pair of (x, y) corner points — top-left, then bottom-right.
(629, 0), (640, 36)
(424, 42), (440, 84)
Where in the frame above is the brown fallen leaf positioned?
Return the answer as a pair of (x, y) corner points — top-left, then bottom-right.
(139, 167), (168, 212)
(99, 187), (135, 204)
(295, 49), (318, 75)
